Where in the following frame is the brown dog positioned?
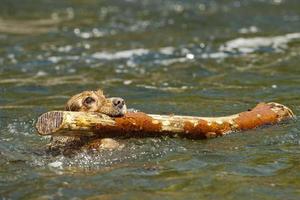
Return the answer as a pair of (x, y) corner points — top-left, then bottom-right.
(65, 89), (127, 116)
(48, 89), (126, 156)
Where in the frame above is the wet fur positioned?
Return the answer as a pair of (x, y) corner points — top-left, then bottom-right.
(48, 89), (126, 156)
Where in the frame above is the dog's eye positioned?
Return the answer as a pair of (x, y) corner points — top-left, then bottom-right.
(84, 97), (95, 104)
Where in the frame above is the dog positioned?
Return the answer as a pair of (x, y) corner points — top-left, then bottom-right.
(48, 89), (126, 156)
(65, 89), (127, 116)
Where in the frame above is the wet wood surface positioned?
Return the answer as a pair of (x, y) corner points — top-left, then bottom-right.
(36, 102), (295, 139)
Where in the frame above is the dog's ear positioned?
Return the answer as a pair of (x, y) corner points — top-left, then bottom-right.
(95, 89), (104, 96)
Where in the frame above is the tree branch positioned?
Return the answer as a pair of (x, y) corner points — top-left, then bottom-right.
(36, 102), (295, 139)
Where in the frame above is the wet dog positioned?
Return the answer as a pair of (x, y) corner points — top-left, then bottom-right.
(48, 89), (126, 156)
(65, 89), (127, 116)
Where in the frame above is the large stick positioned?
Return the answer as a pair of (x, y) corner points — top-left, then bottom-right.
(36, 102), (295, 139)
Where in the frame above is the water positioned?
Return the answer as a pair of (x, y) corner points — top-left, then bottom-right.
(1, 0), (300, 199)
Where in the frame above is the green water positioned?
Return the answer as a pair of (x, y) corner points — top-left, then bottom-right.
(1, 0), (300, 199)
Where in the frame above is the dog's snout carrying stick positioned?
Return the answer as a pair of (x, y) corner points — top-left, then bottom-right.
(36, 102), (295, 139)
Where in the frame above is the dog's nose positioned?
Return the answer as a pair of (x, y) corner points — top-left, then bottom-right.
(112, 97), (125, 108)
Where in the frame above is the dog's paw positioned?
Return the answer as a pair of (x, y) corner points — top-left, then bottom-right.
(85, 138), (124, 151)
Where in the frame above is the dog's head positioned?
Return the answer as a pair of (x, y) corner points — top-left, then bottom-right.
(65, 89), (127, 117)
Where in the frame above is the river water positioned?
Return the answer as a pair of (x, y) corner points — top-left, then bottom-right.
(0, 0), (300, 199)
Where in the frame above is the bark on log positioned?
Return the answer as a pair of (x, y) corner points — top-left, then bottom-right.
(36, 102), (295, 139)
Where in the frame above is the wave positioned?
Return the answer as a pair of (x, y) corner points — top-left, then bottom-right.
(220, 32), (300, 54)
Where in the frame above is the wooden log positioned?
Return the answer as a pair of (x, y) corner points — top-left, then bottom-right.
(36, 102), (295, 139)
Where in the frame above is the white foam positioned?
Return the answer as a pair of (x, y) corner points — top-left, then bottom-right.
(238, 26), (259, 34)
(57, 45), (72, 52)
(91, 46), (179, 61)
(159, 46), (175, 55)
(186, 53), (195, 59)
(123, 80), (133, 85)
(35, 70), (48, 77)
(90, 33), (300, 63)
(73, 27), (106, 39)
(48, 161), (63, 168)
(92, 48), (149, 60)
(220, 32), (300, 54)
(201, 52), (228, 59)
(48, 56), (61, 63)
